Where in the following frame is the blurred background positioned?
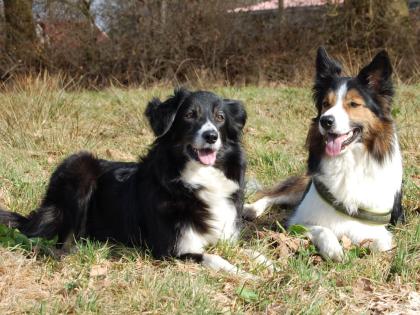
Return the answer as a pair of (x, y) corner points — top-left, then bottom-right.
(0, 0), (419, 87)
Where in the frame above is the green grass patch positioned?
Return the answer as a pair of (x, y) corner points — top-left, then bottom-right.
(0, 79), (418, 314)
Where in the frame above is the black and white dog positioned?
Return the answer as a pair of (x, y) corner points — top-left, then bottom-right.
(0, 88), (253, 275)
(244, 48), (404, 261)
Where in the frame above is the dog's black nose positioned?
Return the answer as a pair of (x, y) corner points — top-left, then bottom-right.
(320, 115), (335, 130)
(202, 130), (218, 144)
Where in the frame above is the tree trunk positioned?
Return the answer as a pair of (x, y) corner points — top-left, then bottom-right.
(278, 0), (284, 23)
(3, 0), (37, 61)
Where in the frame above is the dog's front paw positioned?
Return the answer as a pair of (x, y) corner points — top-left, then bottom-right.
(372, 234), (393, 252)
(242, 197), (269, 220)
(319, 239), (344, 262)
(309, 226), (344, 262)
(242, 204), (259, 220)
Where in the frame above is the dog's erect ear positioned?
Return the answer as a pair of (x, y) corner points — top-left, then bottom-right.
(357, 51), (393, 100)
(315, 47), (342, 81)
(223, 99), (247, 140)
(145, 88), (191, 137)
(313, 47), (342, 114)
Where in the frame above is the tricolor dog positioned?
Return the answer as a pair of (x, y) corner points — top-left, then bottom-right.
(244, 48), (404, 261)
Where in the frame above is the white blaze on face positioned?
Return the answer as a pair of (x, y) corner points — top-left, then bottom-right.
(193, 120), (221, 166)
(320, 82), (357, 157)
(319, 82), (351, 136)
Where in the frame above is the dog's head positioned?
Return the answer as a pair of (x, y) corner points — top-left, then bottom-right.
(145, 88), (246, 166)
(311, 47), (394, 161)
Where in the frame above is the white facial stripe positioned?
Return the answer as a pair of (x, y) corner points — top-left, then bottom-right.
(335, 83), (348, 108)
(198, 121), (218, 135)
(320, 82), (351, 135)
(194, 120), (222, 149)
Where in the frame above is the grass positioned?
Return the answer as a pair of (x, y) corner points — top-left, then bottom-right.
(0, 76), (419, 314)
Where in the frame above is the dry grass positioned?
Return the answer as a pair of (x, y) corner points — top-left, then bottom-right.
(0, 76), (419, 314)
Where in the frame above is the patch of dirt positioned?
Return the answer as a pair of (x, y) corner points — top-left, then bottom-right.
(342, 277), (420, 314)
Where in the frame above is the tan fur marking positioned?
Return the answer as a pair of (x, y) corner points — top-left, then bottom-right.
(321, 91), (336, 114)
(306, 120), (325, 157)
(344, 89), (365, 108)
(343, 89), (394, 160)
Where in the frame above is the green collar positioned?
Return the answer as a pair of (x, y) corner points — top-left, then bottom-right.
(312, 178), (392, 224)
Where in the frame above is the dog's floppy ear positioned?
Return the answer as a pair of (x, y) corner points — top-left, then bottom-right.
(315, 47), (342, 81)
(223, 99), (247, 140)
(145, 88), (191, 137)
(357, 50), (393, 102)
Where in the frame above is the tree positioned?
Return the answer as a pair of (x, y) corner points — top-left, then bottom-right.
(4, 0), (37, 61)
(342, 0), (410, 47)
(344, 0), (409, 20)
(278, 0), (284, 22)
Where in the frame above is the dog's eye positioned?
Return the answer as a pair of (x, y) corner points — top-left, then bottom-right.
(185, 111), (196, 119)
(350, 101), (360, 108)
(322, 101), (329, 108)
(215, 111), (225, 123)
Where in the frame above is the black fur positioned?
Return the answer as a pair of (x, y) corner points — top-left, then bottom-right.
(0, 89), (247, 258)
(390, 186), (404, 225)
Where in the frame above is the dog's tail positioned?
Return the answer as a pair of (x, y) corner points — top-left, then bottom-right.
(243, 175), (311, 220)
(0, 152), (101, 244)
(0, 207), (28, 228)
(260, 175), (311, 207)
(0, 205), (62, 240)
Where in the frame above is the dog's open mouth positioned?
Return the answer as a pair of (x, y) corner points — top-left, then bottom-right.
(188, 146), (218, 166)
(325, 128), (361, 157)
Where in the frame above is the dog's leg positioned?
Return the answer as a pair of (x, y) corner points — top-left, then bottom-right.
(201, 254), (258, 280)
(243, 175), (310, 220)
(372, 232), (393, 252)
(306, 225), (344, 262)
(346, 225), (393, 252)
(179, 253), (257, 280)
(241, 249), (275, 273)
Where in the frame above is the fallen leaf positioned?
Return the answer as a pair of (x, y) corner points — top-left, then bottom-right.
(341, 235), (352, 250)
(259, 230), (309, 258)
(288, 224), (308, 236)
(236, 286), (258, 302)
(355, 278), (374, 293)
(309, 254), (323, 265)
(90, 264), (108, 278)
(359, 239), (374, 248)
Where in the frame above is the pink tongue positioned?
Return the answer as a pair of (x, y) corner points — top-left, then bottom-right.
(325, 134), (348, 157)
(197, 149), (217, 165)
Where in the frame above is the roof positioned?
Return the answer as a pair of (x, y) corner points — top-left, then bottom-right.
(232, 0), (343, 13)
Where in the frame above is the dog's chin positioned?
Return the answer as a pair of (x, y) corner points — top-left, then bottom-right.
(187, 145), (219, 166)
(323, 127), (361, 157)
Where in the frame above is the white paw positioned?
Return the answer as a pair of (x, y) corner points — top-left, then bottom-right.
(242, 204), (259, 220)
(318, 239), (344, 262)
(372, 235), (393, 252)
(243, 197), (269, 220)
(242, 249), (276, 274)
(308, 226), (344, 262)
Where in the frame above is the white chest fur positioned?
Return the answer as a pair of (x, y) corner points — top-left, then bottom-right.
(317, 139), (402, 214)
(289, 139), (402, 258)
(176, 161), (239, 256)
